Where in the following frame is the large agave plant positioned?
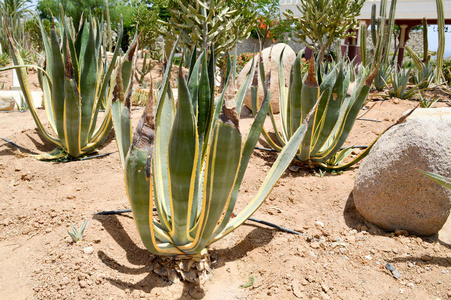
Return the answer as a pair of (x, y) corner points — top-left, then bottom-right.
(1, 11), (134, 159)
(258, 51), (378, 170)
(111, 43), (313, 263)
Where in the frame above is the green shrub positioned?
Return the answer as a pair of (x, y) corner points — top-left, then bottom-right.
(0, 53), (10, 67)
(233, 52), (254, 73)
(442, 59), (451, 84)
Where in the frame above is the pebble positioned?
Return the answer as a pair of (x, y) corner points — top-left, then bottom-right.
(83, 246), (94, 254)
(407, 262), (414, 268)
(347, 236), (356, 244)
(385, 263), (395, 272)
(310, 242), (320, 249)
(406, 283), (415, 288)
(393, 99), (400, 104)
(79, 280), (87, 288)
(395, 230), (409, 236)
(420, 255), (432, 261)
(392, 248), (399, 254)
(364, 255), (372, 260)
(315, 221), (324, 228)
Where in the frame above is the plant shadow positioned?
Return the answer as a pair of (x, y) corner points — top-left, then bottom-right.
(343, 191), (451, 253)
(94, 214), (275, 299)
(94, 214), (171, 294)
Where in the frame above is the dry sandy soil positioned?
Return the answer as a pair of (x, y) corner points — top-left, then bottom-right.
(0, 65), (450, 299)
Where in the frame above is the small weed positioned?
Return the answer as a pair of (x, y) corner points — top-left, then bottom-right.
(239, 276), (254, 288)
(330, 170), (344, 175)
(418, 93), (439, 108)
(315, 169), (327, 178)
(68, 220), (88, 243)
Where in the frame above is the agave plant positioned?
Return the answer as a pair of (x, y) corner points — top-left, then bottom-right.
(388, 67), (426, 100)
(418, 93), (439, 108)
(111, 42), (312, 271)
(0, 11), (134, 159)
(256, 50), (379, 170)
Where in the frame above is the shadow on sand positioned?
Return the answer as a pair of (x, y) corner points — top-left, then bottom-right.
(94, 214), (275, 299)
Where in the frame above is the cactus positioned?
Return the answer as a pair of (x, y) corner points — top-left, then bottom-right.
(360, 22), (367, 66)
(369, 0), (398, 91)
(422, 18), (429, 63)
(435, 0), (445, 82)
(130, 88), (150, 106)
(134, 50), (152, 85)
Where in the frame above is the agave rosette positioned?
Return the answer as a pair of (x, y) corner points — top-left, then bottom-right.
(1, 10), (136, 159)
(112, 43), (313, 257)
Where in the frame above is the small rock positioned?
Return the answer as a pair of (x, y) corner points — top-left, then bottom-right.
(407, 262), (414, 268)
(385, 263), (395, 272)
(420, 255), (432, 261)
(392, 248), (399, 254)
(365, 255), (372, 260)
(315, 221), (324, 228)
(83, 246), (94, 254)
(395, 230), (409, 236)
(392, 270), (401, 279)
(393, 99), (400, 104)
(310, 242), (320, 249)
(0, 96), (16, 111)
(406, 282), (415, 288)
(79, 280), (87, 288)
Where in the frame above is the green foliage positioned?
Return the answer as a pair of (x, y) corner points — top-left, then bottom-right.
(442, 59), (451, 85)
(388, 68), (425, 100)
(418, 93), (438, 108)
(111, 41), (312, 259)
(0, 53), (10, 67)
(239, 276), (255, 288)
(24, 17), (52, 52)
(68, 220), (88, 243)
(284, 0), (365, 63)
(37, 0), (136, 31)
(258, 52), (379, 170)
(1, 0), (32, 54)
(232, 52), (254, 73)
(249, 0), (293, 44)
(165, 0), (255, 56)
(1, 9), (136, 159)
(131, 1), (165, 51)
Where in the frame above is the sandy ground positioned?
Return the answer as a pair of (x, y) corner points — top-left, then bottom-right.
(0, 64), (451, 299)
